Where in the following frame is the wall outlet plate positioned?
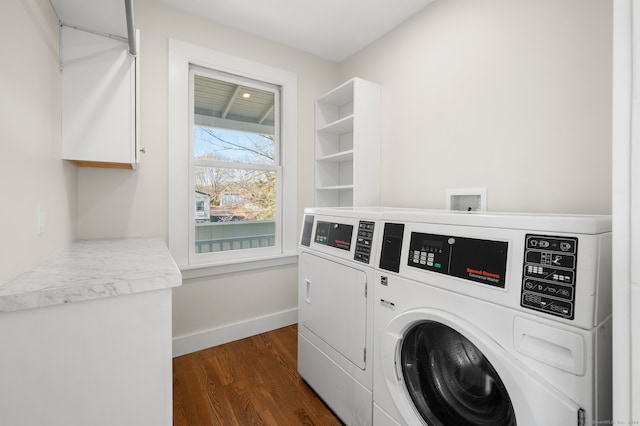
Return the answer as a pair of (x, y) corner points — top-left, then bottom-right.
(446, 188), (487, 212)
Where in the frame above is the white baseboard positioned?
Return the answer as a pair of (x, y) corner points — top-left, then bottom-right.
(172, 308), (298, 357)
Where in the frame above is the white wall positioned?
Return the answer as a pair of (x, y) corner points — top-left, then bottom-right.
(74, 0), (338, 349)
(339, 0), (612, 214)
(0, 0), (76, 286)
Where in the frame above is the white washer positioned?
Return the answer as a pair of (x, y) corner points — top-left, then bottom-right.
(298, 207), (384, 425)
(372, 210), (612, 426)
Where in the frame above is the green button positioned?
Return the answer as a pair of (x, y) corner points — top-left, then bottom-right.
(435, 263), (441, 268)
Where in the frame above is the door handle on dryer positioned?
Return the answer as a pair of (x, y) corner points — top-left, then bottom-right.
(305, 279), (311, 304)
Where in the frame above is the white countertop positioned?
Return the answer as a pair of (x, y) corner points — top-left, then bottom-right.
(0, 238), (182, 312)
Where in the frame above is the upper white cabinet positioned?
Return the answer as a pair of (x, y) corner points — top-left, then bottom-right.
(315, 78), (381, 207)
(53, 0), (140, 169)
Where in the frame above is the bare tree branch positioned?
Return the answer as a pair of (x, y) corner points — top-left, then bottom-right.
(200, 128), (273, 162)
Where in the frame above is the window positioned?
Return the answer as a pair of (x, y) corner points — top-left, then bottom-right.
(191, 67), (281, 259)
(169, 40), (298, 276)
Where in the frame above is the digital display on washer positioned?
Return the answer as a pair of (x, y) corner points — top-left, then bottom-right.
(379, 223), (405, 273)
(300, 215), (314, 247)
(521, 234), (578, 320)
(314, 221), (353, 251)
(407, 232), (508, 288)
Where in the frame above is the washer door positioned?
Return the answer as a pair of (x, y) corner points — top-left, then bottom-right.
(381, 309), (581, 426)
(401, 321), (515, 425)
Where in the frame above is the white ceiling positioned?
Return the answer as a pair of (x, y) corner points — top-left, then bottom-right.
(157, 0), (434, 62)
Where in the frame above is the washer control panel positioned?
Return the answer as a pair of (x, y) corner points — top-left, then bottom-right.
(521, 234), (578, 320)
(354, 221), (375, 264)
(407, 232), (508, 288)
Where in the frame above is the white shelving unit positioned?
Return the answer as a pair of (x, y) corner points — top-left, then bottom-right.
(315, 78), (380, 207)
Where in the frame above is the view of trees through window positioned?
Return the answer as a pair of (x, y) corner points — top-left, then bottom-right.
(194, 127), (276, 222)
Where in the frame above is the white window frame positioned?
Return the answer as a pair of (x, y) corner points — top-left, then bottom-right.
(169, 39), (298, 278)
(189, 67), (282, 263)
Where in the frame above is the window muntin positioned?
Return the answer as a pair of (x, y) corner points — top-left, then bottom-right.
(189, 67), (281, 260)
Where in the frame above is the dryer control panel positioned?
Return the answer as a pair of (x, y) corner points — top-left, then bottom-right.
(314, 221), (353, 251)
(521, 234), (578, 320)
(307, 218), (376, 264)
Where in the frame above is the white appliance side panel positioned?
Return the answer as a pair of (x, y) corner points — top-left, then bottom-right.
(595, 316), (613, 423)
(299, 252), (368, 369)
(595, 232), (613, 325)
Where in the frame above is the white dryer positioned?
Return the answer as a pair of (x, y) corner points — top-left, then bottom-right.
(372, 210), (612, 426)
(298, 207), (384, 425)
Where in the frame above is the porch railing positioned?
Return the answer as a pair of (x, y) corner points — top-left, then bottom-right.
(195, 220), (276, 253)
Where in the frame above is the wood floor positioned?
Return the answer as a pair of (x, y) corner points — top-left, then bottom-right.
(173, 324), (343, 425)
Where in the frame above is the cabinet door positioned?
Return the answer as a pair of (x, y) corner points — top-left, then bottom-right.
(61, 26), (137, 168)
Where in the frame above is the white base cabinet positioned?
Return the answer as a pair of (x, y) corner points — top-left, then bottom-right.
(315, 78), (380, 207)
(0, 237), (180, 426)
(0, 289), (172, 426)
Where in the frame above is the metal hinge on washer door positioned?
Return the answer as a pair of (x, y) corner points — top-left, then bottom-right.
(578, 409), (585, 426)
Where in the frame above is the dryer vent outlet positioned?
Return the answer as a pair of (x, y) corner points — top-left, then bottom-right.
(446, 188), (487, 212)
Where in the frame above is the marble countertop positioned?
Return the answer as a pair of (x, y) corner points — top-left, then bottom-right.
(0, 237), (182, 313)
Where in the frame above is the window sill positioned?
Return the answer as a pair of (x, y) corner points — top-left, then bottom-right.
(179, 253), (299, 280)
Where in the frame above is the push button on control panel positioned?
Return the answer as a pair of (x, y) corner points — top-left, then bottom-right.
(354, 221), (375, 264)
(521, 234), (578, 320)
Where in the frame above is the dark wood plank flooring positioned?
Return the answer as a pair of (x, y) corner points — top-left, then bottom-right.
(173, 324), (343, 425)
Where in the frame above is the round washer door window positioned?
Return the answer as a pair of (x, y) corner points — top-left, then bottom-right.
(401, 321), (516, 426)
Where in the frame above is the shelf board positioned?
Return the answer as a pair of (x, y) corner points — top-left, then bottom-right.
(316, 185), (354, 191)
(317, 150), (354, 163)
(317, 115), (354, 135)
(66, 159), (136, 169)
(317, 79), (355, 105)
